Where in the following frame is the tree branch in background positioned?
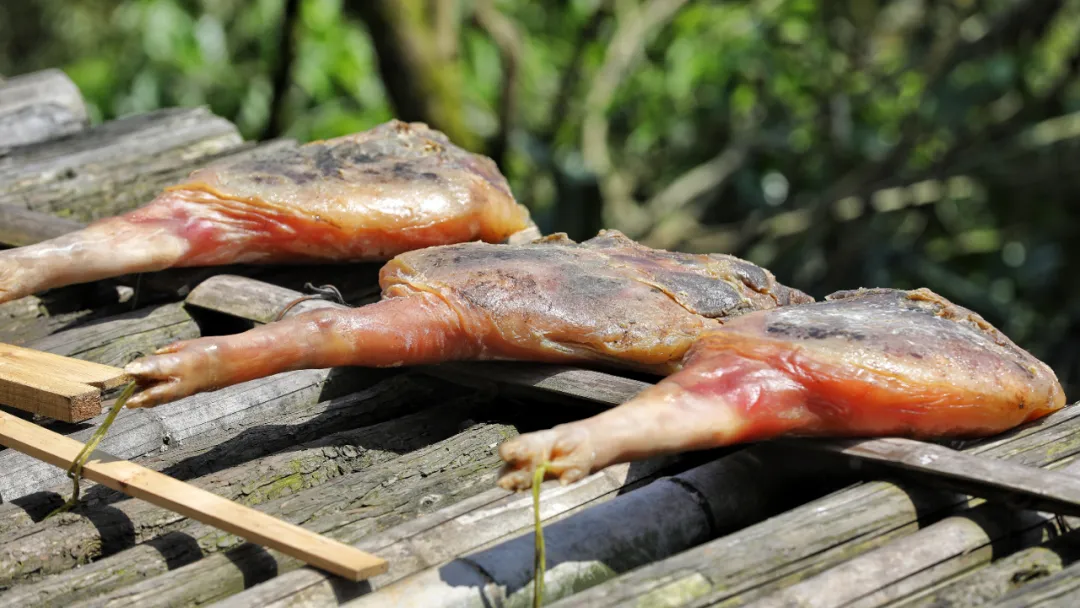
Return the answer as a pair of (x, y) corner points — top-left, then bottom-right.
(640, 132), (756, 249)
(433, 0), (461, 62)
(851, 0), (1069, 199)
(581, 0), (691, 237)
(929, 0), (1063, 91)
(796, 0), (1063, 238)
(473, 0), (523, 169)
(346, 0), (478, 150)
(262, 0), (301, 140)
(542, 2), (611, 141)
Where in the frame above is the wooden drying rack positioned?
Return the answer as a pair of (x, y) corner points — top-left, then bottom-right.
(0, 342), (387, 582)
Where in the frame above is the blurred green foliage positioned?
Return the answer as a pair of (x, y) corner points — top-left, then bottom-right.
(3, 0), (1080, 391)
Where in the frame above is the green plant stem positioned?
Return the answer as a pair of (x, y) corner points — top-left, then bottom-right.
(46, 381), (137, 518)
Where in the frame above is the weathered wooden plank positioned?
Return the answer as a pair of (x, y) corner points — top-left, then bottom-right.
(0, 386), (472, 591)
(0, 263), (378, 352)
(789, 437), (1080, 518)
(185, 274), (348, 323)
(988, 555), (1080, 607)
(894, 543), (1079, 608)
(745, 457), (1080, 608)
(548, 406), (1080, 608)
(26, 301), (200, 368)
(0, 342), (128, 390)
(0, 107), (243, 222)
(0, 366), (383, 502)
(20, 419), (520, 607)
(315, 447), (842, 608)
(87, 450), (686, 608)
(0, 283), (135, 346)
(0, 69), (88, 150)
(0, 205), (83, 247)
(0, 410), (389, 583)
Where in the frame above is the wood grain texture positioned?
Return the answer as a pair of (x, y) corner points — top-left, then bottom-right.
(0, 409), (388, 582)
(209, 453), (689, 608)
(0, 373), (427, 546)
(746, 456), (1080, 608)
(0, 366), (379, 501)
(894, 544), (1078, 608)
(26, 301), (200, 368)
(0, 378), (455, 592)
(16, 419), (518, 607)
(0, 283), (135, 347)
(0, 205), (84, 247)
(0, 365), (99, 422)
(0, 342), (129, 421)
(0, 342), (128, 390)
(989, 556), (1080, 607)
(0, 107), (248, 221)
(328, 448), (841, 608)
(0, 69), (88, 150)
(788, 437), (1080, 518)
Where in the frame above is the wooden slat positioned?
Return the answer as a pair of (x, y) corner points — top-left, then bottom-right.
(0, 341), (127, 421)
(786, 437), (1080, 518)
(0, 366), (99, 422)
(0, 107), (244, 222)
(745, 455), (1080, 608)
(198, 455), (701, 608)
(0, 342), (129, 389)
(0, 409), (388, 581)
(977, 551), (1080, 607)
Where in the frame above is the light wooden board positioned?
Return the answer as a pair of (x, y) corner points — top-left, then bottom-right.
(0, 342), (130, 421)
(0, 409), (388, 582)
(0, 342), (130, 389)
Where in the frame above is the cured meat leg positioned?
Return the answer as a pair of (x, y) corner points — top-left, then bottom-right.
(123, 230), (811, 408)
(497, 288), (1066, 490)
(0, 120), (532, 304)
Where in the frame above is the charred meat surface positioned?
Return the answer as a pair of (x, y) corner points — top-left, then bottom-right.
(0, 120), (532, 304)
(498, 288), (1065, 489)
(123, 230), (811, 408)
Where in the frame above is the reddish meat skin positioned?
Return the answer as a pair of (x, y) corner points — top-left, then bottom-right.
(123, 230), (810, 408)
(0, 120), (532, 304)
(379, 230), (814, 371)
(497, 288), (1065, 490)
